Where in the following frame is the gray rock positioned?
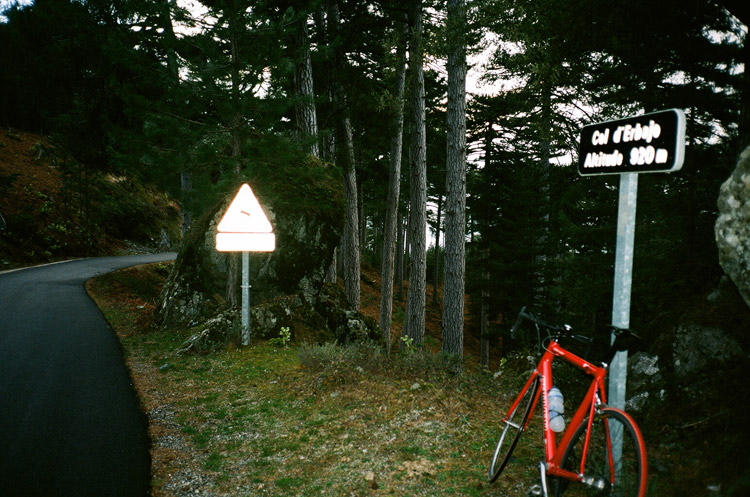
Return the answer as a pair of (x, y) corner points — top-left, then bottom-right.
(671, 323), (743, 381)
(630, 352), (660, 377)
(627, 352), (661, 391)
(174, 283), (381, 354)
(715, 146), (750, 310)
(177, 313), (239, 355)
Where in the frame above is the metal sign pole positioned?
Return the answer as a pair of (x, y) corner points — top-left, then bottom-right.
(577, 109), (685, 483)
(609, 172), (637, 407)
(241, 251), (250, 346)
(609, 172), (638, 475)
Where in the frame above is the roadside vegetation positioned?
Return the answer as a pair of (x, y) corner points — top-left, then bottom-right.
(89, 263), (540, 497)
(89, 262), (746, 497)
(0, 128), (181, 269)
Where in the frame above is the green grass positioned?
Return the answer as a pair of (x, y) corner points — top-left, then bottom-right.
(113, 324), (551, 496)
(88, 263), (679, 497)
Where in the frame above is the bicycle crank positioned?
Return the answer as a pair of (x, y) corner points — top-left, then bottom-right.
(581, 475), (609, 492)
(527, 484), (543, 497)
(529, 462), (550, 497)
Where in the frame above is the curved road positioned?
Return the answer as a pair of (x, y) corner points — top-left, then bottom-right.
(0, 254), (176, 497)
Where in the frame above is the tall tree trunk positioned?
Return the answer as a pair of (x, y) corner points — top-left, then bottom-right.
(379, 17), (408, 354)
(338, 113), (360, 310)
(432, 193), (442, 305)
(314, 7), (335, 164)
(180, 172), (192, 237)
(404, 0), (427, 346)
(442, 0), (467, 365)
(533, 79), (552, 310)
(328, 0), (360, 310)
(158, 0), (192, 237)
(292, 9), (319, 158)
(480, 248), (490, 368)
(397, 210), (406, 301)
(315, 5), (337, 282)
(358, 178), (365, 249)
(226, 2), (243, 308)
(480, 121), (494, 368)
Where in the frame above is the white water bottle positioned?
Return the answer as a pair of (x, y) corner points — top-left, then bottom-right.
(548, 386), (565, 432)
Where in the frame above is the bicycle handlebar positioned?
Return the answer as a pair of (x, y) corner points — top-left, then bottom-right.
(511, 307), (593, 346)
(511, 307), (559, 337)
(511, 307), (642, 363)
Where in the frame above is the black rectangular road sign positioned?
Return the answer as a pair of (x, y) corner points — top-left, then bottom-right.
(578, 109), (685, 176)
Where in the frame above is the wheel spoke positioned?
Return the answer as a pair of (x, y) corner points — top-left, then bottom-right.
(552, 408), (646, 497)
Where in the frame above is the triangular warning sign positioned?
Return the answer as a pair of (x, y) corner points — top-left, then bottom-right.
(217, 184), (273, 233)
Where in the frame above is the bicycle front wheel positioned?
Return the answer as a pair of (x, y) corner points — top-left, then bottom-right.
(488, 376), (539, 483)
(551, 407), (647, 497)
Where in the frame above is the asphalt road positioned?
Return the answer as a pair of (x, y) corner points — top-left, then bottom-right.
(0, 254), (176, 497)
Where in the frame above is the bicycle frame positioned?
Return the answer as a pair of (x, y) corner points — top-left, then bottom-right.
(505, 339), (610, 484)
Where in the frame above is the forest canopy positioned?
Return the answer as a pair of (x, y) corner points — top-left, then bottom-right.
(0, 0), (747, 350)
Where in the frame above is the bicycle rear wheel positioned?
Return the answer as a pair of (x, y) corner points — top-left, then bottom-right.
(550, 407), (647, 497)
(488, 376), (539, 483)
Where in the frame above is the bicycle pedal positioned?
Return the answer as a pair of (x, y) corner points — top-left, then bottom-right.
(527, 484), (543, 497)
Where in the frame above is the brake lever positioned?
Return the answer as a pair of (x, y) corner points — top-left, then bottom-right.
(510, 306), (526, 339)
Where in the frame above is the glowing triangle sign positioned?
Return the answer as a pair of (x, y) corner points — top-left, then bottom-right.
(215, 184), (275, 252)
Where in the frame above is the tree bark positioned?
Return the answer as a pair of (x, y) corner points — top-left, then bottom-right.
(379, 16), (408, 354)
(397, 210), (406, 301)
(533, 80), (552, 310)
(480, 247), (490, 368)
(358, 177), (365, 249)
(292, 10), (319, 158)
(226, 1), (244, 309)
(404, 0), (427, 346)
(158, 0), (192, 237)
(328, 0), (360, 311)
(432, 193), (442, 305)
(339, 117), (360, 311)
(180, 172), (192, 237)
(480, 121), (494, 369)
(442, 0), (467, 365)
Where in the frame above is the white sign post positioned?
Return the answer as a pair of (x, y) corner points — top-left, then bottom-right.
(579, 109), (685, 467)
(215, 184), (275, 345)
(579, 108), (685, 404)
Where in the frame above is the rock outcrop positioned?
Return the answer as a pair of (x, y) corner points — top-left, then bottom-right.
(175, 284), (382, 355)
(715, 146), (750, 309)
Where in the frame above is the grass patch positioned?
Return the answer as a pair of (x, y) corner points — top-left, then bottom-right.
(89, 263), (683, 497)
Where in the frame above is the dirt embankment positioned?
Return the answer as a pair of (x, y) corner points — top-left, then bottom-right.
(0, 128), (181, 269)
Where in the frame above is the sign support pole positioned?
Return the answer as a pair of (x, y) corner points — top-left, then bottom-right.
(577, 109), (685, 479)
(609, 172), (637, 407)
(241, 251), (250, 346)
(609, 172), (638, 475)
(215, 183), (275, 347)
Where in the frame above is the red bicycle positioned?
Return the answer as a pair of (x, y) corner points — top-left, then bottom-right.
(488, 307), (648, 497)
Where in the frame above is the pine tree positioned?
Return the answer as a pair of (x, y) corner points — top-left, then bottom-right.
(442, 0), (468, 366)
(379, 15), (408, 353)
(404, 0), (427, 346)
(327, 0), (360, 311)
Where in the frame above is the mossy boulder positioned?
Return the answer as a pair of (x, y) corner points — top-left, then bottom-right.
(716, 146), (750, 310)
(174, 284), (382, 355)
(156, 155), (345, 327)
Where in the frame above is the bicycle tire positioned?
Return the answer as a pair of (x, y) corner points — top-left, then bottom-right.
(488, 376), (539, 483)
(549, 407), (647, 497)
